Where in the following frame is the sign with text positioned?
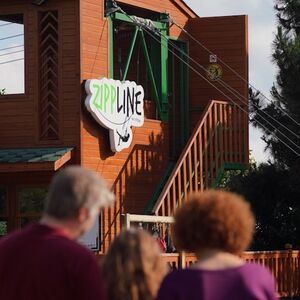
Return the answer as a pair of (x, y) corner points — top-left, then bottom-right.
(85, 78), (144, 152)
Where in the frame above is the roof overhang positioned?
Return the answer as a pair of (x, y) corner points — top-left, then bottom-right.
(115, 0), (199, 19)
(0, 147), (74, 173)
(172, 0), (199, 18)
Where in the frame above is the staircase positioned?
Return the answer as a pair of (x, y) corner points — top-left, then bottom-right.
(151, 100), (248, 216)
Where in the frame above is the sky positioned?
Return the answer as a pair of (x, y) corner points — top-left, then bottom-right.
(0, 19), (24, 94)
(184, 0), (277, 163)
(0, 2), (278, 163)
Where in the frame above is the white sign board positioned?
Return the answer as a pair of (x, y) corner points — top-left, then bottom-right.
(85, 78), (145, 152)
(79, 216), (99, 251)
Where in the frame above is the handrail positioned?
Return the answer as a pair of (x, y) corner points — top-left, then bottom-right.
(153, 100), (248, 216)
(160, 250), (300, 298)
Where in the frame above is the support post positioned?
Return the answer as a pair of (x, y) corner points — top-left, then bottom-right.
(108, 16), (114, 78)
(122, 27), (139, 81)
(124, 213), (131, 229)
(140, 30), (162, 119)
(160, 31), (169, 121)
(179, 251), (186, 269)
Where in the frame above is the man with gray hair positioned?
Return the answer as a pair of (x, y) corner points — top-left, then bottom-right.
(0, 166), (114, 300)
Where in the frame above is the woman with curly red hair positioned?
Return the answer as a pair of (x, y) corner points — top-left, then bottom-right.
(102, 229), (168, 300)
(156, 190), (278, 300)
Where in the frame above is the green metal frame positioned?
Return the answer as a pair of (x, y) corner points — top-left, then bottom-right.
(160, 30), (169, 121)
(168, 37), (189, 150)
(212, 162), (247, 188)
(180, 41), (189, 143)
(112, 11), (167, 30)
(108, 16), (114, 78)
(140, 30), (163, 119)
(122, 27), (139, 81)
(106, 6), (170, 121)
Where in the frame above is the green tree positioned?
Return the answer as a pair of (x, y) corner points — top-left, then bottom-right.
(250, 0), (300, 169)
(226, 164), (300, 250)
(225, 0), (300, 250)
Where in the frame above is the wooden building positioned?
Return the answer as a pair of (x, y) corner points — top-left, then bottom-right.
(0, 0), (248, 252)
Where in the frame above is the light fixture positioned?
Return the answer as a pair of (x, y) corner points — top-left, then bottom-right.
(32, 0), (47, 6)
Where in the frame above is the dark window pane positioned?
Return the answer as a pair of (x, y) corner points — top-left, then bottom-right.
(0, 218), (7, 236)
(18, 187), (47, 214)
(0, 188), (6, 215)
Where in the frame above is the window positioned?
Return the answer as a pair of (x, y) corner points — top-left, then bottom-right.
(0, 14), (25, 95)
(17, 187), (47, 228)
(0, 188), (7, 236)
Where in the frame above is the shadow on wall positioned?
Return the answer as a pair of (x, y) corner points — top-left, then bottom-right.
(100, 126), (168, 253)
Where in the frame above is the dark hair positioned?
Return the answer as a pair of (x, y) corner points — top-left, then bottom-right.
(172, 190), (255, 255)
(44, 166), (114, 219)
(102, 229), (168, 300)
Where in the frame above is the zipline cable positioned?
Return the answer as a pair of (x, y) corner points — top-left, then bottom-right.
(111, 5), (300, 157)
(141, 25), (300, 155)
(144, 16), (300, 142)
(110, 1), (300, 143)
(108, 2), (300, 157)
(171, 18), (300, 128)
(0, 50), (24, 57)
(0, 33), (23, 41)
(0, 23), (13, 27)
(0, 58), (23, 65)
(0, 45), (23, 52)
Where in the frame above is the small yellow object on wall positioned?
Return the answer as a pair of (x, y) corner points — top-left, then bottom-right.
(206, 64), (223, 81)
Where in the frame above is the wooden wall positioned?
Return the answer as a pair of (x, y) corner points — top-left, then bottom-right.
(0, 0), (249, 251)
(0, 0), (80, 153)
(79, 0), (194, 251)
(187, 15), (248, 130)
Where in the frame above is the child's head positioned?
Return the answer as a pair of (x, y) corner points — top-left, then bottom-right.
(102, 229), (168, 300)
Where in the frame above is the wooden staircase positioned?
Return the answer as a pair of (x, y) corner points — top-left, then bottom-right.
(152, 100), (248, 216)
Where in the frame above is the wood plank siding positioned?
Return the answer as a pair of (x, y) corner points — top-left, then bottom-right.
(0, 0), (80, 151)
(187, 15), (248, 131)
(0, 0), (249, 252)
(79, 0), (193, 251)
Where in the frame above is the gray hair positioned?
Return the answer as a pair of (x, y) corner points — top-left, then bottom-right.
(44, 166), (114, 219)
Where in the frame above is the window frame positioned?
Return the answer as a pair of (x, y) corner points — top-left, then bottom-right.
(0, 10), (28, 99)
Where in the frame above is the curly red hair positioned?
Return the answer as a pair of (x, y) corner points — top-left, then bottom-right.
(172, 190), (255, 255)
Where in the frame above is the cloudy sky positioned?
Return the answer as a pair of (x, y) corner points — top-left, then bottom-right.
(0, 1), (278, 163)
(184, 0), (278, 163)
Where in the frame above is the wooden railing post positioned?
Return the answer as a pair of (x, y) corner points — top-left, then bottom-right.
(284, 243), (293, 298)
(124, 213), (131, 229)
(179, 251), (186, 269)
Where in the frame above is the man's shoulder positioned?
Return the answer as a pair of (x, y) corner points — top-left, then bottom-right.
(0, 224), (95, 262)
(0, 228), (27, 248)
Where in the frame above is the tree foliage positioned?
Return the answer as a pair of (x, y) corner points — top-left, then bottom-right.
(226, 164), (300, 250)
(250, 0), (300, 169)
(225, 0), (300, 250)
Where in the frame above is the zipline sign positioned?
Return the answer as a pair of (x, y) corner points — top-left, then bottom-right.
(85, 78), (144, 152)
